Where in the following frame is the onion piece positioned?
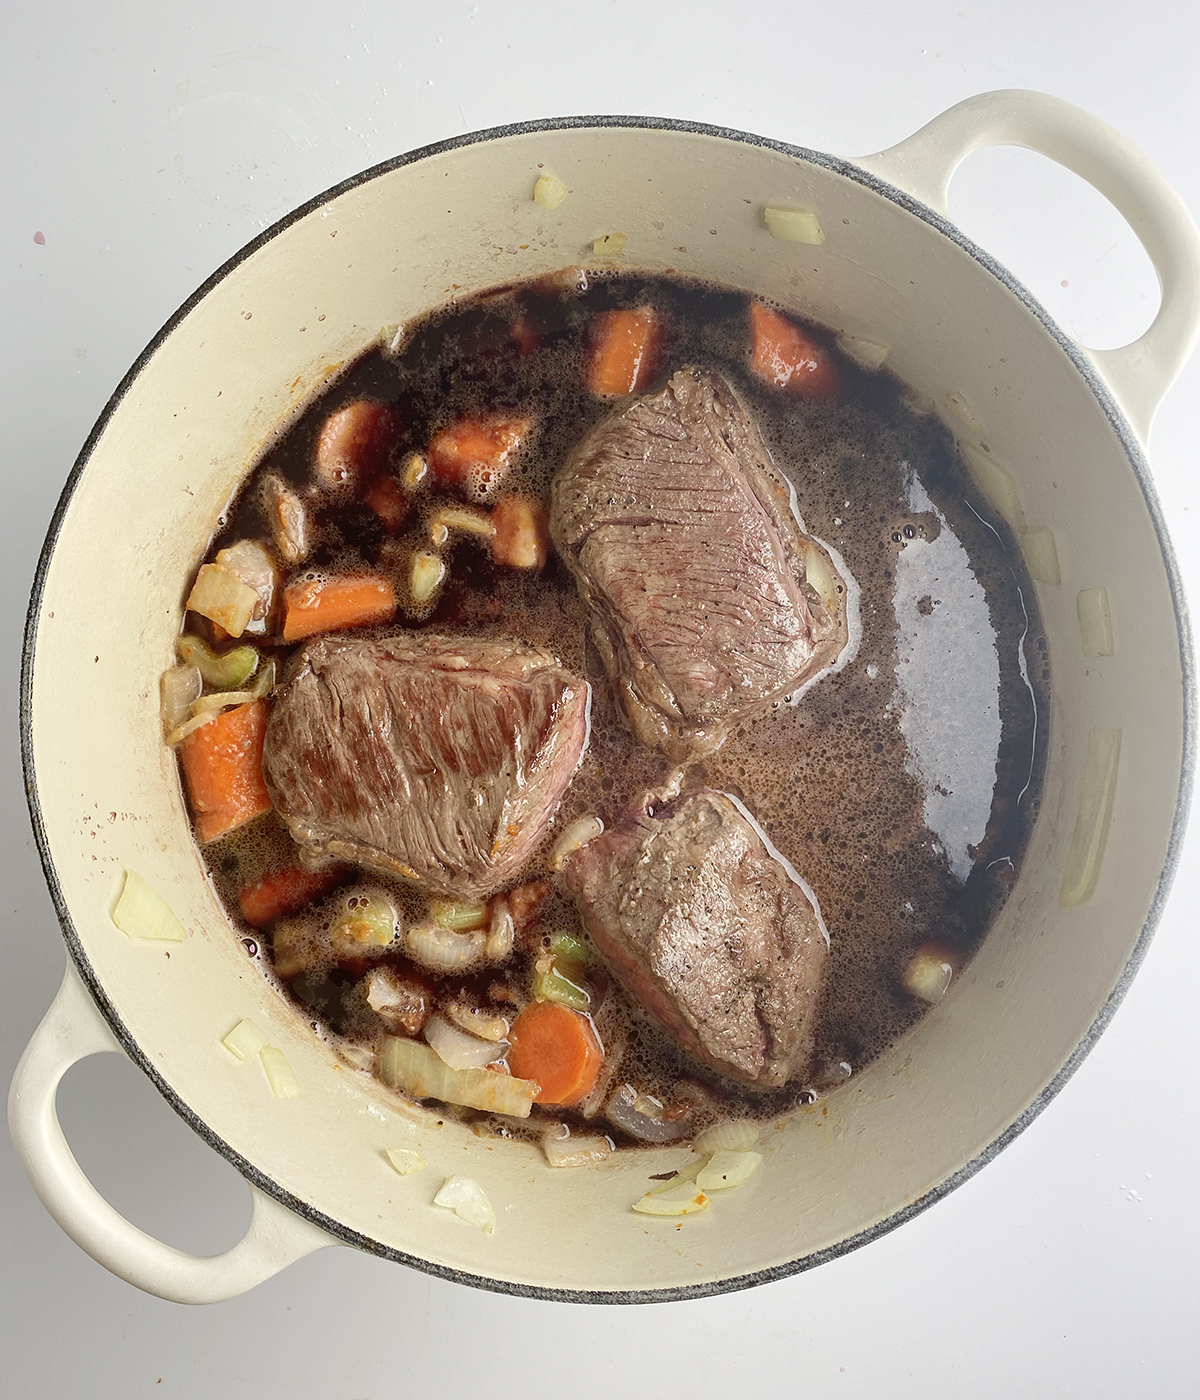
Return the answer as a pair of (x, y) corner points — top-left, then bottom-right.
(606, 1083), (691, 1143)
(385, 1146), (426, 1177)
(540, 1126), (612, 1168)
(549, 815), (604, 871)
(532, 174), (570, 209)
(690, 1119), (761, 1155)
(696, 1149), (763, 1190)
(262, 474), (310, 566)
(433, 1175), (495, 1233)
(835, 332), (889, 370)
(410, 551), (446, 606)
(764, 206), (824, 245)
(221, 1018), (269, 1061)
(443, 1000), (509, 1043)
(111, 870), (186, 942)
(214, 539), (278, 625)
(185, 563), (259, 638)
(401, 451), (429, 489)
(592, 231), (627, 256)
(429, 505), (494, 542)
(425, 1013), (507, 1071)
(380, 1036), (535, 1117)
(260, 1045), (300, 1099)
(431, 899), (489, 931)
(405, 922), (486, 972)
(164, 708), (220, 747)
(161, 664), (202, 732)
(484, 898), (515, 963)
(900, 943), (959, 1004)
(632, 1179), (709, 1216)
(188, 688), (260, 717)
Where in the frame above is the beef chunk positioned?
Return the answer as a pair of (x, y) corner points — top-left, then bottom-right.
(550, 366), (849, 762)
(562, 788), (827, 1087)
(263, 634), (590, 899)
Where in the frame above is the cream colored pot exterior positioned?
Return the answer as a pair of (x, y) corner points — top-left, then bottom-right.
(11, 92), (1200, 1303)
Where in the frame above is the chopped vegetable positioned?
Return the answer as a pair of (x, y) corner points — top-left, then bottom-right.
(282, 574), (397, 642)
(405, 921), (487, 972)
(111, 869), (186, 942)
(1021, 526), (1061, 586)
(221, 1018), (269, 1061)
(363, 474), (411, 532)
(443, 1000), (509, 1043)
(315, 400), (402, 491)
(532, 174), (570, 209)
(540, 1125), (612, 1168)
(379, 1035), (537, 1117)
(1078, 586), (1114, 657)
(409, 552), (446, 607)
(803, 541), (840, 613)
(764, 205), (824, 244)
(900, 942), (963, 1004)
(186, 563), (260, 638)
(427, 415), (531, 500)
(957, 442), (1025, 531)
(591, 232), (627, 256)
(549, 931), (592, 965)
(237, 864), (347, 929)
(691, 1120), (760, 1155)
(214, 539), (278, 626)
(401, 450), (429, 489)
(491, 495), (549, 570)
(425, 1013), (508, 1071)
(260, 1044), (300, 1099)
(696, 1149), (762, 1190)
(161, 664), (202, 733)
(188, 688), (262, 718)
(433, 1175), (495, 1233)
(431, 899), (490, 932)
(262, 474), (311, 565)
(385, 1146), (426, 1176)
(429, 505), (494, 543)
(632, 1179), (709, 1216)
(508, 1001), (603, 1107)
(330, 891), (397, 955)
(508, 879), (551, 931)
(749, 302), (842, 399)
(586, 307), (663, 396)
(605, 1082), (691, 1142)
(484, 898), (515, 963)
(549, 814), (604, 871)
(176, 634), (259, 690)
(364, 966), (433, 1036)
(178, 700), (272, 843)
(532, 959), (590, 1011)
(165, 710), (221, 747)
(835, 332), (889, 371)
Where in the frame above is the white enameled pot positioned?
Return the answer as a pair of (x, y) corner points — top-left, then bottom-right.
(10, 90), (1200, 1305)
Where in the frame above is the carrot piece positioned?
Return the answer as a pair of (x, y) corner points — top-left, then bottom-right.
(586, 307), (664, 395)
(749, 302), (842, 399)
(491, 495), (549, 570)
(281, 575), (397, 642)
(427, 415), (531, 498)
(237, 864), (348, 928)
(508, 1001), (603, 1107)
(179, 701), (272, 844)
(363, 473), (410, 532)
(315, 400), (402, 491)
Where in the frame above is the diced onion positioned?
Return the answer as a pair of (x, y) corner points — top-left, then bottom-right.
(1021, 526), (1061, 587)
(431, 899), (490, 931)
(484, 899), (515, 963)
(379, 1035), (536, 1118)
(541, 1127), (612, 1168)
(221, 1018), (269, 1061)
(401, 451), (429, 489)
(262, 475), (310, 566)
(165, 709), (220, 747)
(433, 1175), (495, 1233)
(410, 551), (446, 605)
(803, 543), (839, 612)
(385, 1146), (426, 1176)
(958, 442), (1025, 532)
(592, 232), (627, 256)
(690, 1119), (761, 1155)
(406, 922), (486, 972)
(161, 664), (202, 732)
(430, 505), (494, 541)
(1077, 586), (1114, 657)
(188, 688), (259, 717)
(942, 390), (984, 437)
(764, 206), (824, 245)
(632, 1179), (709, 1216)
(835, 332), (889, 370)
(901, 946), (955, 1004)
(111, 870), (186, 942)
(533, 174), (570, 209)
(214, 539), (278, 623)
(443, 1000), (509, 1042)
(606, 1083), (691, 1143)
(425, 1013), (507, 1071)
(185, 563), (259, 638)
(549, 815), (604, 871)
(260, 1045), (300, 1099)
(1060, 727), (1122, 907)
(696, 1149), (763, 1190)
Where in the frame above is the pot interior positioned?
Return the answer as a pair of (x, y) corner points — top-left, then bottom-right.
(26, 121), (1188, 1298)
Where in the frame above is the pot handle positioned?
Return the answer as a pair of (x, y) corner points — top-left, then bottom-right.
(852, 89), (1200, 441)
(7, 961), (336, 1304)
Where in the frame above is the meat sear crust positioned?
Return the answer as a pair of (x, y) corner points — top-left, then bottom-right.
(562, 788), (828, 1088)
(263, 633), (590, 899)
(551, 366), (848, 762)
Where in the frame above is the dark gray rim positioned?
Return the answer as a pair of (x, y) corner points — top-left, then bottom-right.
(20, 114), (1196, 1305)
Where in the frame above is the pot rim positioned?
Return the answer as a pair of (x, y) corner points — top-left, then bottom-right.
(21, 113), (1197, 1304)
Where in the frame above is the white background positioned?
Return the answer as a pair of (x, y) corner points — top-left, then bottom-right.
(3, 3), (1198, 1396)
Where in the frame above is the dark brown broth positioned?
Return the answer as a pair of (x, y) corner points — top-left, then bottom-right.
(193, 271), (1048, 1137)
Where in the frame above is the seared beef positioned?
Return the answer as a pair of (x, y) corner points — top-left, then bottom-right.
(551, 366), (849, 762)
(263, 634), (590, 899)
(562, 788), (828, 1087)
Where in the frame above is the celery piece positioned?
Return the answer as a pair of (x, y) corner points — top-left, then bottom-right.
(176, 634), (259, 690)
(431, 898), (490, 932)
(330, 894), (396, 954)
(549, 931), (591, 965)
(533, 960), (590, 1011)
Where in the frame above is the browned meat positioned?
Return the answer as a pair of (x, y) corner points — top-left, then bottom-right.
(561, 788), (827, 1088)
(263, 634), (590, 899)
(550, 366), (849, 763)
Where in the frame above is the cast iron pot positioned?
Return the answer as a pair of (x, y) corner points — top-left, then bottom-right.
(10, 90), (1200, 1304)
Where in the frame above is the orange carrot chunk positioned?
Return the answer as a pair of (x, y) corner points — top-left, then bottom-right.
(508, 1001), (603, 1107)
(315, 400), (403, 491)
(749, 302), (842, 399)
(179, 701), (273, 844)
(237, 864), (348, 928)
(363, 473), (411, 532)
(586, 307), (664, 395)
(427, 415), (531, 498)
(281, 575), (397, 642)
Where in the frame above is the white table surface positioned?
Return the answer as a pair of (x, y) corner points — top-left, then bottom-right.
(3, 3), (1198, 1396)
